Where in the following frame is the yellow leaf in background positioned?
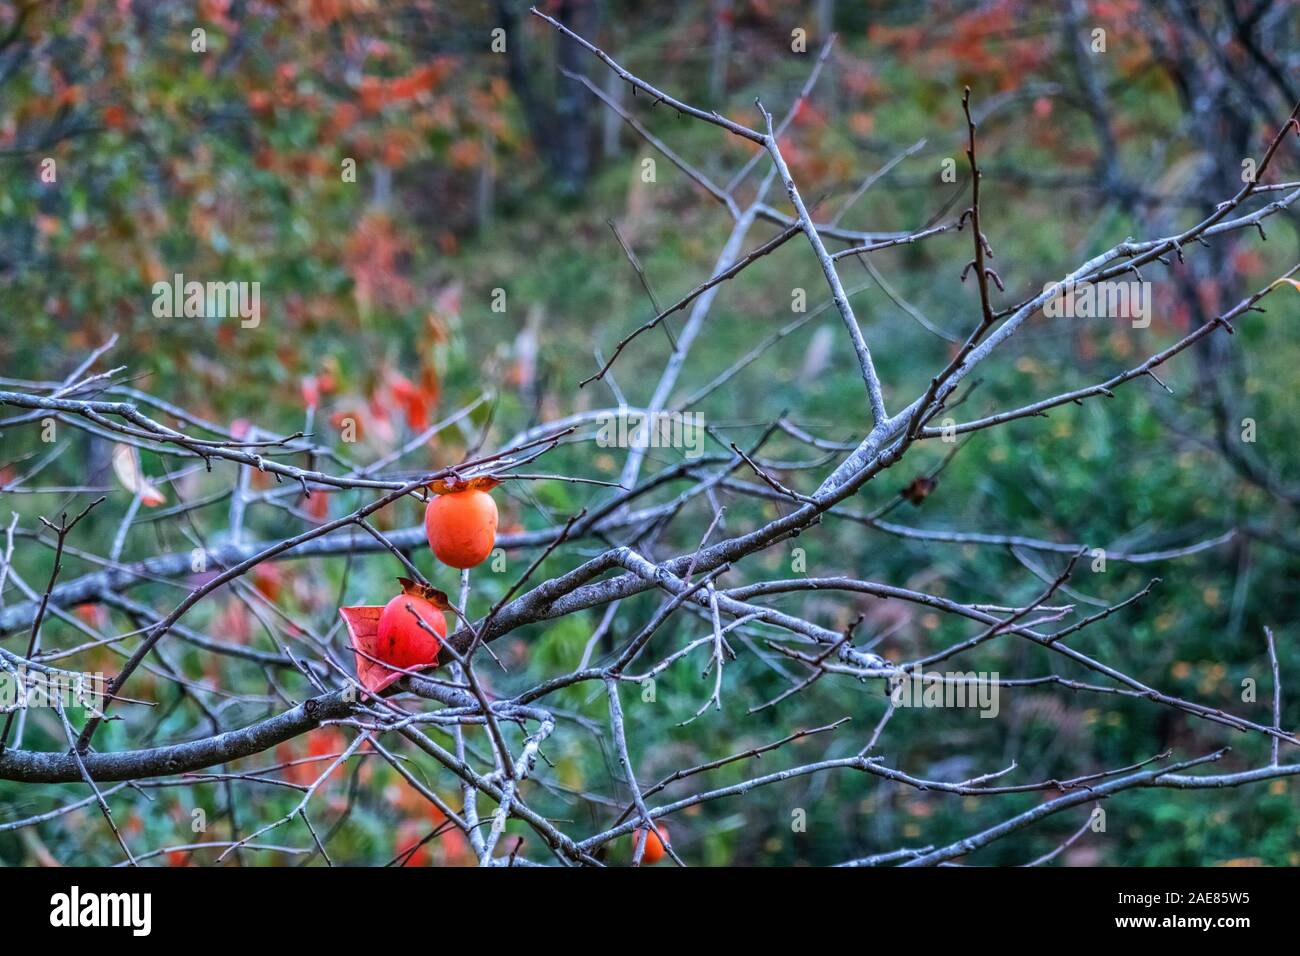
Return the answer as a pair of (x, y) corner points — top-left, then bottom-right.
(111, 443), (165, 507)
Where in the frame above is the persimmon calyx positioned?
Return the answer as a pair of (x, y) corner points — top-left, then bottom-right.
(396, 576), (449, 607)
(426, 474), (500, 496)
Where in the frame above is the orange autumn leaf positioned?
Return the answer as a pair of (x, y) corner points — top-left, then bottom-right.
(387, 370), (431, 431)
(345, 212), (414, 312)
(246, 89), (273, 115)
(103, 104), (128, 129)
(252, 563), (284, 602)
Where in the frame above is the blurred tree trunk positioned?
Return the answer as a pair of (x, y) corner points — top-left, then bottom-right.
(601, 64), (625, 159)
(477, 125), (495, 229)
(1134, 0), (1300, 552)
(815, 0), (838, 118)
(496, 0), (599, 197)
(708, 0), (732, 102)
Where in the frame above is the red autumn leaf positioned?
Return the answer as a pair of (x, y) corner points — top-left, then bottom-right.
(252, 563), (284, 602)
(340, 605), (398, 694)
(305, 488), (330, 523)
(395, 819), (432, 866)
(358, 75), (384, 112)
(387, 370), (430, 431)
(217, 598), (253, 645)
(345, 213), (413, 312)
(74, 603), (108, 629)
(103, 104), (129, 129)
(791, 100), (825, 128)
(246, 90), (273, 115)
(340, 604), (437, 695)
(300, 374), (321, 409)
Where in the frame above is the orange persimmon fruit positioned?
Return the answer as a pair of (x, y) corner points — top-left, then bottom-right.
(375, 577), (447, 673)
(424, 476), (499, 569)
(632, 823), (669, 865)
